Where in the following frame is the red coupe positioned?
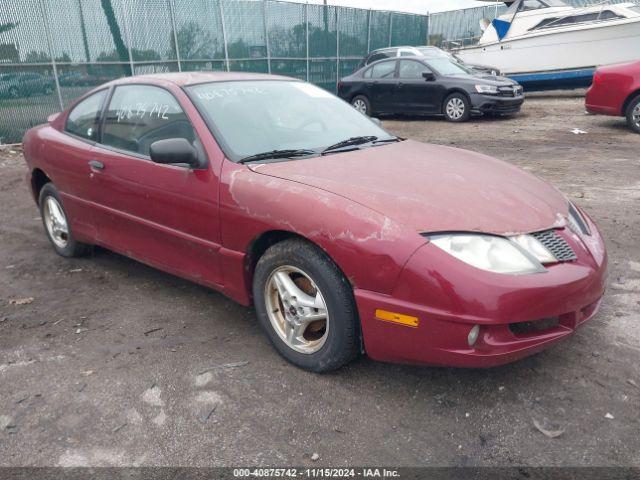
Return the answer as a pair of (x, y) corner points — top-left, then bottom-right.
(586, 60), (640, 134)
(23, 73), (607, 372)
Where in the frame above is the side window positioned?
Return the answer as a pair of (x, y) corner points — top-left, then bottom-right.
(65, 89), (107, 141)
(366, 53), (387, 65)
(102, 85), (195, 157)
(370, 61), (396, 79)
(398, 60), (430, 79)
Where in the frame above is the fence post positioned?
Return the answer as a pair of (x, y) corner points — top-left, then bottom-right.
(366, 9), (372, 53)
(39, 0), (64, 110)
(169, 0), (181, 71)
(121, 0), (136, 75)
(388, 13), (393, 47)
(335, 6), (340, 91)
(305, 2), (310, 82)
(263, 0), (271, 74)
(219, 0), (230, 71)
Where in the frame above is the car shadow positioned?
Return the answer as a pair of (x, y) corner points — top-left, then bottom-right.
(85, 245), (585, 405)
(380, 113), (522, 123)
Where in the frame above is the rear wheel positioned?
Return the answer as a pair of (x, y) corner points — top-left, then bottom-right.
(351, 95), (372, 116)
(39, 183), (91, 258)
(443, 92), (471, 122)
(253, 239), (360, 372)
(625, 95), (640, 134)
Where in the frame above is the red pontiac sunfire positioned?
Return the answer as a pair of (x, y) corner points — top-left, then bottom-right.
(23, 73), (607, 372)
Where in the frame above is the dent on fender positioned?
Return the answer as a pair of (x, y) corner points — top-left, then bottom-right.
(222, 162), (425, 294)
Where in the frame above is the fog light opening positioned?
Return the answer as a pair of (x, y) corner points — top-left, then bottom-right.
(468, 325), (480, 347)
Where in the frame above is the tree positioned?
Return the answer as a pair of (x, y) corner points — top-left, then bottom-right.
(25, 50), (49, 63)
(169, 22), (219, 60)
(0, 22), (18, 35)
(100, 0), (131, 75)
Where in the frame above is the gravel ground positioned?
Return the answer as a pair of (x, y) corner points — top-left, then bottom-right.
(0, 95), (639, 468)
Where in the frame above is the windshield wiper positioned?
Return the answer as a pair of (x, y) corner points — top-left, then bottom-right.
(371, 137), (403, 145)
(321, 136), (379, 155)
(321, 136), (403, 155)
(238, 149), (316, 164)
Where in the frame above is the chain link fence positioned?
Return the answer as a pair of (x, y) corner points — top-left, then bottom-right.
(0, 0), (427, 143)
(1, 0), (638, 143)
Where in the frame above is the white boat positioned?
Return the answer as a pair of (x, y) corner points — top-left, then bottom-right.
(454, 0), (640, 89)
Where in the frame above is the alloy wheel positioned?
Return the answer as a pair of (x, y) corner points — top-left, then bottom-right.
(633, 104), (640, 129)
(43, 196), (69, 249)
(264, 265), (329, 354)
(352, 99), (368, 115)
(446, 98), (465, 120)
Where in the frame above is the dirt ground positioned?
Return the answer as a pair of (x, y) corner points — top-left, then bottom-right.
(0, 95), (639, 468)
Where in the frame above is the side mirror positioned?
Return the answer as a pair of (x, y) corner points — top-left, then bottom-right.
(149, 138), (204, 169)
(422, 72), (436, 81)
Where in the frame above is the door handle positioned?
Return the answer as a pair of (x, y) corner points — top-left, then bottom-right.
(88, 160), (104, 171)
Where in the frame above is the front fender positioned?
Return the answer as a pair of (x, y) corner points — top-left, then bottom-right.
(219, 161), (426, 304)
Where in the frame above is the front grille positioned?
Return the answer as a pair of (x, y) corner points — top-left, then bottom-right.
(531, 229), (577, 262)
(498, 86), (515, 97)
(498, 86), (522, 97)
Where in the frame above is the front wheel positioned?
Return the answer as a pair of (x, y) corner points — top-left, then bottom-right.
(253, 239), (360, 372)
(443, 93), (471, 122)
(351, 95), (372, 116)
(39, 183), (91, 258)
(626, 95), (640, 134)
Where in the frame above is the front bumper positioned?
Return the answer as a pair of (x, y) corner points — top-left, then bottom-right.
(354, 220), (607, 368)
(470, 93), (524, 115)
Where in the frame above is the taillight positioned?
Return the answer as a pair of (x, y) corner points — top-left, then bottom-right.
(592, 70), (602, 86)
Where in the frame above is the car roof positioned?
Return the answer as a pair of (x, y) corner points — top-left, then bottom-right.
(103, 71), (295, 88)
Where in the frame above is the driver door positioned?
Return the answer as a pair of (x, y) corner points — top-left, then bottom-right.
(89, 84), (223, 287)
(396, 59), (445, 114)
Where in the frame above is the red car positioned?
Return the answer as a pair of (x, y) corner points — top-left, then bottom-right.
(586, 61), (640, 134)
(23, 73), (607, 372)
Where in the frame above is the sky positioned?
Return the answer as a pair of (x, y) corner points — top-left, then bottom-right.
(294, 0), (497, 14)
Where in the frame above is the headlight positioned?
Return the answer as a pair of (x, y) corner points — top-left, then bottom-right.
(475, 84), (499, 95)
(567, 202), (591, 236)
(429, 234), (545, 275)
(511, 234), (556, 264)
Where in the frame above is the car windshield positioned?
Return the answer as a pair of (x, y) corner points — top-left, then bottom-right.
(187, 80), (394, 161)
(425, 58), (472, 76)
(417, 47), (449, 59)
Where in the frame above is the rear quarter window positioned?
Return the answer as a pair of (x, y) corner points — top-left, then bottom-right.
(65, 89), (108, 141)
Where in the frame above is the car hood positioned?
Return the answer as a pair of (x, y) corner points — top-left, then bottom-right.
(248, 140), (568, 236)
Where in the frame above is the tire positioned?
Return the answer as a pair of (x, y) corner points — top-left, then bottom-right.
(351, 95), (372, 116)
(625, 94), (640, 134)
(253, 239), (360, 372)
(39, 183), (91, 258)
(443, 92), (471, 122)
